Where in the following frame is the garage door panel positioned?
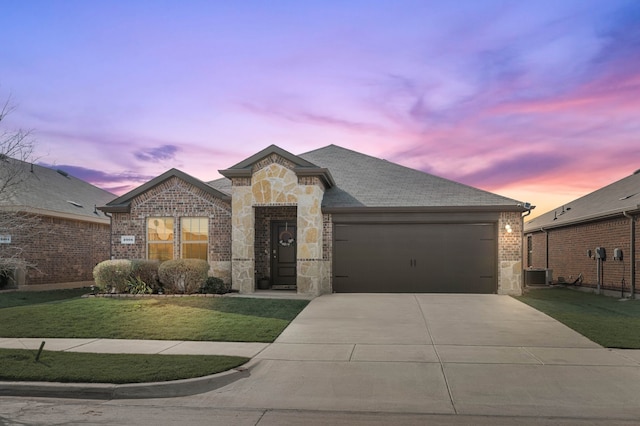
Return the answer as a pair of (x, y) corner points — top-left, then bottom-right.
(335, 224), (417, 292)
(334, 243), (413, 292)
(334, 223), (496, 293)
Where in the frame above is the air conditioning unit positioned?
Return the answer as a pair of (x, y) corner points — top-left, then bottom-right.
(524, 268), (553, 286)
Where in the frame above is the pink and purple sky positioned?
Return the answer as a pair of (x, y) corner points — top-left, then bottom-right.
(1, 0), (639, 219)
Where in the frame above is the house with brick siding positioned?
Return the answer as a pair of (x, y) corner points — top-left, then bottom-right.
(0, 158), (115, 289)
(100, 145), (526, 297)
(524, 170), (640, 298)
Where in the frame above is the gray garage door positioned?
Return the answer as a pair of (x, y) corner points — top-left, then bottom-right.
(333, 223), (496, 293)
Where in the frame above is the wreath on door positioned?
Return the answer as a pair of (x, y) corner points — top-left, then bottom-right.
(278, 230), (295, 247)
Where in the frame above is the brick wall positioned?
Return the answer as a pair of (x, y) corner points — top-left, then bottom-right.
(323, 214), (332, 261)
(253, 153), (297, 173)
(11, 214), (110, 285)
(110, 176), (231, 263)
(526, 216), (639, 294)
(526, 233), (548, 268)
(499, 211), (523, 261)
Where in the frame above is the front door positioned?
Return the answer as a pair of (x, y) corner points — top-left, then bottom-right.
(271, 221), (297, 287)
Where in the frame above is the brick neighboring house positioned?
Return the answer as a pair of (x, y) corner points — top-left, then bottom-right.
(100, 145), (526, 296)
(0, 158), (115, 289)
(524, 170), (640, 297)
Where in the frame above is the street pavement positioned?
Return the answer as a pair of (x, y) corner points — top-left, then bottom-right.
(2, 293), (640, 424)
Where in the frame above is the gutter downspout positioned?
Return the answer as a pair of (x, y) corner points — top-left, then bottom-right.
(522, 204), (535, 218)
(540, 227), (549, 270)
(623, 211), (636, 299)
(103, 211), (113, 260)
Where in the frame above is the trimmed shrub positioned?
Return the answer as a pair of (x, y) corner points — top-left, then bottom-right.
(93, 260), (132, 293)
(201, 276), (231, 294)
(130, 259), (160, 292)
(158, 259), (210, 294)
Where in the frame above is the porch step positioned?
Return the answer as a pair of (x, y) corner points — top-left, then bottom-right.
(270, 285), (297, 290)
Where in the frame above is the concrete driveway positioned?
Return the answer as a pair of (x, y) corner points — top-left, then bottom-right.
(180, 294), (640, 420)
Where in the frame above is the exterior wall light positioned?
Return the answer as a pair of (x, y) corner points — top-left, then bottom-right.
(505, 224), (513, 233)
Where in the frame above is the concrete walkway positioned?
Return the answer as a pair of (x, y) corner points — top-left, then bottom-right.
(0, 337), (267, 357)
(3, 293), (640, 421)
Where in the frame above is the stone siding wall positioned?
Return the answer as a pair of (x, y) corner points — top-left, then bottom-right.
(231, 157), (328, 295)
(296, 184), (325, 294)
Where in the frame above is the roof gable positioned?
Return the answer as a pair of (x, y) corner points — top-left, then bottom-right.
(219, 144), (335, 187)
(225, 144), (317, 170)
(100, 168), (230, 213)
(525, 170), (640, 231)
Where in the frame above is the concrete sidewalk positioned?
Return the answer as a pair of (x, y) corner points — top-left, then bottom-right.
(0, 338), (267, 399)
(0, 337), (268, 357)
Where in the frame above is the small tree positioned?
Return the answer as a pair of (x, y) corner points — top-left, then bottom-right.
(0, 96), (39, 287)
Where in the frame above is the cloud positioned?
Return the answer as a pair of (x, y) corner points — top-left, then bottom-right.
(100, 184), (138, 195)
(240, 101), (386, 135)
(453, 151), (569, 189)
(133, 144), (180, 162)
(38, 162), (155, 188)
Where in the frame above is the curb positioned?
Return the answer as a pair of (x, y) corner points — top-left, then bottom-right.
(0, 366), (251, 400)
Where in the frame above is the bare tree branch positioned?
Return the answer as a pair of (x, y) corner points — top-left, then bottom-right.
(0, 96), (40, 285)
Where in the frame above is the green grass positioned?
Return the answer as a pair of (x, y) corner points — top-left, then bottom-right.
(0, 296), (309, 342)
(0, 349), (248, 383)
(0, 287), (90, 308)
(515, 288), (640, 348)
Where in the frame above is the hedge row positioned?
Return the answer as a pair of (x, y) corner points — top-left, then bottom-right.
(92, 259), (230, 295)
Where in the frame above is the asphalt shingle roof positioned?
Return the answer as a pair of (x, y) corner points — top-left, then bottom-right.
(300, 145), (521, 209)
(0, 158), (115, 222)
(208, 177), (231, 195)
(524, 170), (640, 231)
(208, 144), (522, 210)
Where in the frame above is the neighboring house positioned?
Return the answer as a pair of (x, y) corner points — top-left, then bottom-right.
(524, 170), (640, 297)
(100, 144), (526, 296)
(0, 158), (115, 289)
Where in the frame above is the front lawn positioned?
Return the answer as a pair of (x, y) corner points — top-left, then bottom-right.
(0, 287), (90, 308)
(515, 287), (640, 348)
(0, 296), (309, 342)
(0, 349), (248, 383)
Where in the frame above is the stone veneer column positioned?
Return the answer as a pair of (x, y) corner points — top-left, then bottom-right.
(231, 185), (255, 293)
(211, 261), (232, 285)
(296, 185), (326, 296)
(230, 160), (329, 296)
(498, 212), (523, 295)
